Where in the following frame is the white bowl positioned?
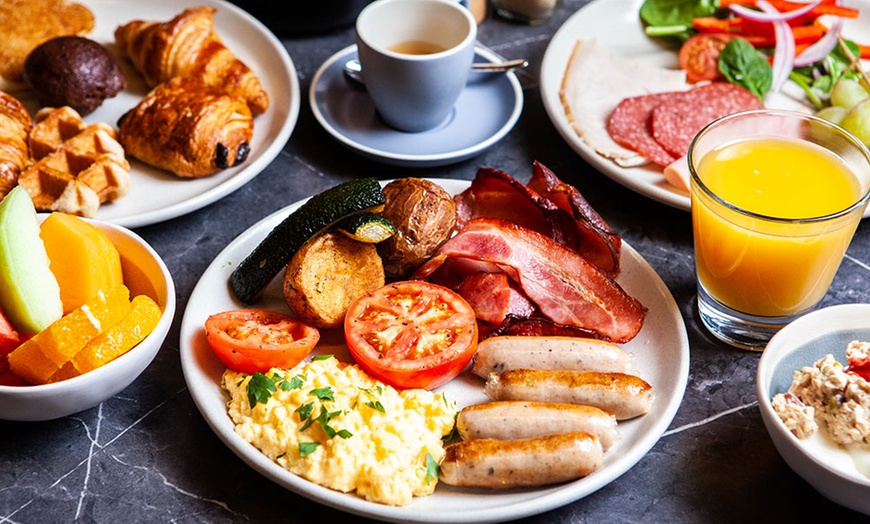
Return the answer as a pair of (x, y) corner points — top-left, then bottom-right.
(757, 303), (870, 515)
(0, 217), (176, 421)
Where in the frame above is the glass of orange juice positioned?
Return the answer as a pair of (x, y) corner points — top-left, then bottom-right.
(689, 109), (870, 350)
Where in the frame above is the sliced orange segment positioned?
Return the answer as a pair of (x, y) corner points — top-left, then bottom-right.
(7, 285), (131, 384)
(49, 294), (162, 382)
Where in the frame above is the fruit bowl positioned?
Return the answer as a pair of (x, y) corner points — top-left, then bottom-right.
(757, 303), (870, 516)
(0, 218), (175, 422)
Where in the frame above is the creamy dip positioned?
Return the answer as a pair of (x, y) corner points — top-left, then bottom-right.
(223, 356), (457, 506)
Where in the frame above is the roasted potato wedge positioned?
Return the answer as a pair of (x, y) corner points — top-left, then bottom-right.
(283, 231), (384, 329)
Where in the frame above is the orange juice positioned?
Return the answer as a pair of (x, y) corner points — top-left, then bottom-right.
(693, 136), (864, 317)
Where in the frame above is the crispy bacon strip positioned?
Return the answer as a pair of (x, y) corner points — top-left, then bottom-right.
(454, 164), (621, 276)
(527, 161), (621, 275)
(413, 218), (645, 343)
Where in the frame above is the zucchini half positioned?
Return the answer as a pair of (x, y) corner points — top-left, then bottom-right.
(335, 213), (397, 243)
(230, 177), (385, 304)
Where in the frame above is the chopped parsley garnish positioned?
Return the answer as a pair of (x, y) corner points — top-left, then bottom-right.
(299, 442), (319, 457)
(311, 387), (335, 402)
(424, 453), (439, 485)
(246, 371), (306, 408)
(312, 354), (333, 361)
(360, 388), (385, 413)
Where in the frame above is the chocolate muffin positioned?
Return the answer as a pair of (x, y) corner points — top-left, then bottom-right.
(24, 36), (125, 115)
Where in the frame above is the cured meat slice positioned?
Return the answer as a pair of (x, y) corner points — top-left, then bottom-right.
(527, 161), (621, 275)
(454, 163), (622, 276)
(560, 39), (689, 167)
(457, 272), (535, 326)
(651, 82), (764, 158)
(413, 218), (646, 343)
(607, 92), (678, 167)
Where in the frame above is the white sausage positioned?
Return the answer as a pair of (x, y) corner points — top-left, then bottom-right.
(439, 431), (604, 489)
(471, 336), (635, 379)
(456, 400), (620, 449)
(484, 369), (653, 420)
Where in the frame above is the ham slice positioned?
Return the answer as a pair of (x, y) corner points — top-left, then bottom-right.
(560, 39), (689, 167)
(413, 218), (646, 344)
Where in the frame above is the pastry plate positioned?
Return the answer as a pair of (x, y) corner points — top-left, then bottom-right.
(179, 178), (690, 523)
(10, 0), (300, 228)
(540, 0), (870, 216)
(310, 45), (523, 168)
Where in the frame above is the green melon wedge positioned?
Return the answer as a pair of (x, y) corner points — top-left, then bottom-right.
(0, 187), (63, 335)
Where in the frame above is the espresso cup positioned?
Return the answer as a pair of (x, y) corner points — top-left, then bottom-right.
(355, 0), (477, 132)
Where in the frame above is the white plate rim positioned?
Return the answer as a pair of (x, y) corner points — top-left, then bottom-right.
(540, 0), (870, 217)
(309, 45), (523, 167)
(178, 178), (690, 522)
(23, 0), (301, 228)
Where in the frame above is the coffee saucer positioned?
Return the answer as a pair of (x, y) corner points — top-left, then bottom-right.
(310, 45), (523, 167)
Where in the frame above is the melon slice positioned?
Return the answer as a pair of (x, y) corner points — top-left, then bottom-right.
(0, 187), (63, 335)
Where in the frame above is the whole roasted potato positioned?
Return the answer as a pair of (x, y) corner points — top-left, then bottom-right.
(377, 178), (457, 279)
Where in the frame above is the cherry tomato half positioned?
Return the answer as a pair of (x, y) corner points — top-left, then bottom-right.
(344, 281), (478, 390)
(205, 309), (320, 374)
(679, 33), (734, 84)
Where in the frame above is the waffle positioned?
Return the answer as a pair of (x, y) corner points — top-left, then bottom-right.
(18, 107), (131, 217)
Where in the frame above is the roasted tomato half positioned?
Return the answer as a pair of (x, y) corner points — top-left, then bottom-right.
(205, 309), (320, 374)
(344, 280), (479, 390)
(679, 33), (734, 83)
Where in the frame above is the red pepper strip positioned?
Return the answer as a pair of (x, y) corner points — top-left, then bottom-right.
(742, 23), (828, 47)
(718, 0), (858, 16)
(860, 44), (870, 58)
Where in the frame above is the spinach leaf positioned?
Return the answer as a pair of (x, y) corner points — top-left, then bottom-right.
(640, 0), (718, 40)
(718, 37), (772, 100)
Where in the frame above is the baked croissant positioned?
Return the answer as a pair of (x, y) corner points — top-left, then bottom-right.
(118, 77), (253, 178)
(114, 6), (269, 116)
(0, 90), (32, 198)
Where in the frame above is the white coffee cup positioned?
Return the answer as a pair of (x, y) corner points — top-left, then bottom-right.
(355, 0), (477, 132)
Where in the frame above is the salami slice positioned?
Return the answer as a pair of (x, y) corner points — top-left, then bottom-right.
(651, 82), (764, 158)
(607, 92), (678, 167)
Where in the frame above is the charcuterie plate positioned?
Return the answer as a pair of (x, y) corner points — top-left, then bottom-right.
(8, 0), (299, 228)
(179, 178), (690, 523)
(540, 0), (870, 217)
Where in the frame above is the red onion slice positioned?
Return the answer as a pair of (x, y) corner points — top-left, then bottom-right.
(793, 17), (845, 67)
(757, 0), (796, 93)
(730, 0), (821, 21)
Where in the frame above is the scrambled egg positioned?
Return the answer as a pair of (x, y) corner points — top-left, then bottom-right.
(223, 356), (457, 506)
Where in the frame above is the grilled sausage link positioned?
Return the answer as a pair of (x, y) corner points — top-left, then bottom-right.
(456, 400), (620, 449)
(439, 431), (604, 489)
(471, 336), (635, 379)
(484, 369), (653, 420)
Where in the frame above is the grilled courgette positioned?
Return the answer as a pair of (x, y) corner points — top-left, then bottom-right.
(230, 178), (385, 304)
(335, 213), (397, 243)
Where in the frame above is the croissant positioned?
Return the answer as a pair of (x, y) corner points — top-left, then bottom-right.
(114, 6), (269, 116)
(118, 77), (253, 178)
(0, 90), (32, 198)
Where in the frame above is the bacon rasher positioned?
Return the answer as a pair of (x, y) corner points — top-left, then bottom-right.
(413, 218), (645, 344)
(454, 163), (622, 276)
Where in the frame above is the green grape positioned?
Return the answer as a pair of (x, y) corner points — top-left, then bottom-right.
(830, 78), (870, 109)
(839, 99), (870, 146)
(816, 105), (848, 125)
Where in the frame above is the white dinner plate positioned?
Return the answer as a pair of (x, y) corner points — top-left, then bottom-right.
(9, 0), (300, 228)
(310, 45), (523, 167)
(179, 178), (690, 523)
(540, 0), (870, 215)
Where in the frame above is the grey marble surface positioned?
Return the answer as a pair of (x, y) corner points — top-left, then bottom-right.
(3, 1), (870, 522)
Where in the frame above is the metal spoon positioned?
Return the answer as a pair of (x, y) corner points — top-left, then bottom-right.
(342, 57), (528, 85)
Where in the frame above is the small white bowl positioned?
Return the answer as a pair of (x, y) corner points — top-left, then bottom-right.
(0, 218), (175, 421)
(757, 303), (870, 515)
